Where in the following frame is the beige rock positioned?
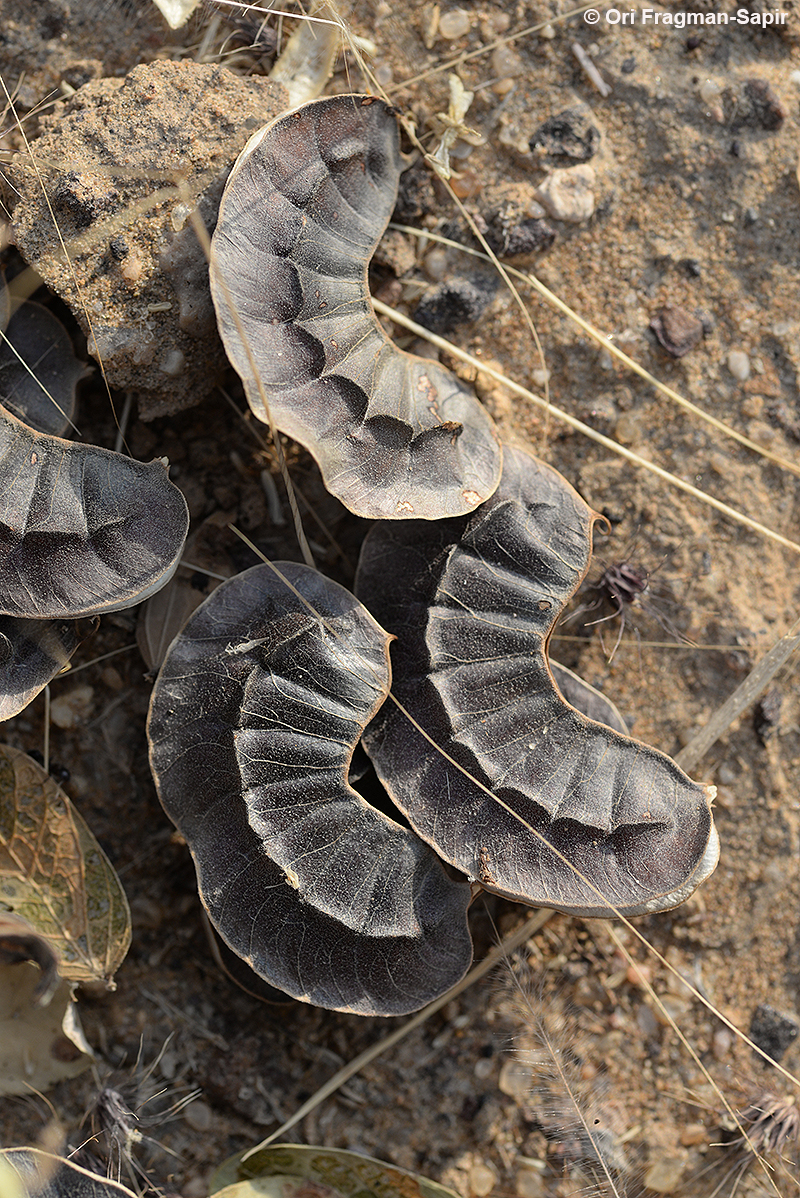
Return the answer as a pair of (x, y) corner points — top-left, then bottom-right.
(535, 164), (596, 222)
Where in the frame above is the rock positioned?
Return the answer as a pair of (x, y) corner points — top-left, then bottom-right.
(413, 273), (499, 334)
(394, 161), (438, 224)
(372, 229), (416, 277)
(514, 1168), (544, 1198)
(750, 1002), (799, 1061)
(736, 78), (786, 130)
(478, 209), (556, 256)
(4, 60), (288, 419)
(498, 1058), (532, 1103)
(469, 1162), (497, 1196)
(535, 164), (596, 223)
(650, 305), (704, 358)
(50, 685), (95, 730)
(754, 687), (782, 745)
(643, 1151), (686, 1194)
(727, 349), (751, 381)
(438, 7), (471, 38)
(529, 105), (601, 161)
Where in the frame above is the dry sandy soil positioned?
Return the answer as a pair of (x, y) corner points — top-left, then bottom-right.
(1, 1), (800, 1196)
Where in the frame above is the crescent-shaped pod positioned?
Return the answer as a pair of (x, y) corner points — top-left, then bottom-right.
(355, 444), (719, 918)
(147, 563), (472, 1016)
(210, 94), (502, 521)
(0, 403), (189, 619)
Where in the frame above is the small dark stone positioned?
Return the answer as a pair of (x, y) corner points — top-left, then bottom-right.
(650, 304), (705, 358)
(744, 207), (759, 226)
(684, 258), (702, 278)
(750, 1003), (799, 1063)
(394, 161), (438, 224)
(754, 687), (782, 745)
(478, 209), (556, 256)
(736, 78), (786, 131)
(109, 235), (129, 261)
(730, 140), (741, 157)
(52, 170), (120, 231)
(413, 275), (498, 335)
(620, 56), (636, 73)
(686, 35), (702, 49)
(529, 106), (601, 161)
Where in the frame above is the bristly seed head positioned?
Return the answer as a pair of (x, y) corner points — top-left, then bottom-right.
(734, 1091), (800, 1155)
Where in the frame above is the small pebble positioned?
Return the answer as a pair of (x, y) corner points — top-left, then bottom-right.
(50, 685), (95, 730)
(451, 169), (482, 199)
(727, 349), (751, 381)
(712, 1028), (733, 1059)
(680, 1123), (708, 1147)
(750, 1003), (800, 1062)
(491, 45), (524, 78)
(424, 248), (449, 282)
(614, 411), (644, 445)
(754, 687), (782, 745)
(636, 1002), (660, 1039)
(535, 163), (596, 222)
(650, 304), (704, 358)
(643, 1152), (686, 1194)
(539, 23), (556, 38)
(480, 10), (510, 38)
(469, 1163), (497, 1197)
(474, 1056), (494, 1079)
(498, 1057), (531, 1102)
(413, 275), (498, 334)
(739, 78), (786, 130)
(530, 106), (601, 161)
(183, 1098), (213, 1132)
(699, 78), (723, 105)
(438, 7), (471, 38)
(479, 211), (555, 256)
(515, 1167), (544, 1198)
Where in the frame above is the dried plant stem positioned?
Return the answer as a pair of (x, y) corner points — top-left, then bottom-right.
(242, 908), (554, 1158)
(373, 299), (800, 557)
(676, 613), (800, 773)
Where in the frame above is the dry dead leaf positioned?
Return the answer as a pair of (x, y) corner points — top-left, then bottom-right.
(0, 745), (131, 986)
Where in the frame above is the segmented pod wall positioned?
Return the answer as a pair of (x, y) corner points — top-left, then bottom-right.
(210, 93), (502, 521)
(356, 444), (720, 917)
(0, 404), (189, 620)
(147, 562), (473, 1017)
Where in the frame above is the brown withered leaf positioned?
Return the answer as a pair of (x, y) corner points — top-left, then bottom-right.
(0, 745), (131, 985)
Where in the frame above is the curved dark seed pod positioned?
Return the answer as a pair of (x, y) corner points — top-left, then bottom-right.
(0, 614), (98, 720)
(0, 302), (89, 436)
(210, 94), (502, 521)
(0, 404), (189, 619)
(355, 444), (719, 917)
(147, 563), (472, 1016)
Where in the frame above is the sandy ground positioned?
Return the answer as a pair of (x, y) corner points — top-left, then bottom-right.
(1, 0), (800, 1195)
